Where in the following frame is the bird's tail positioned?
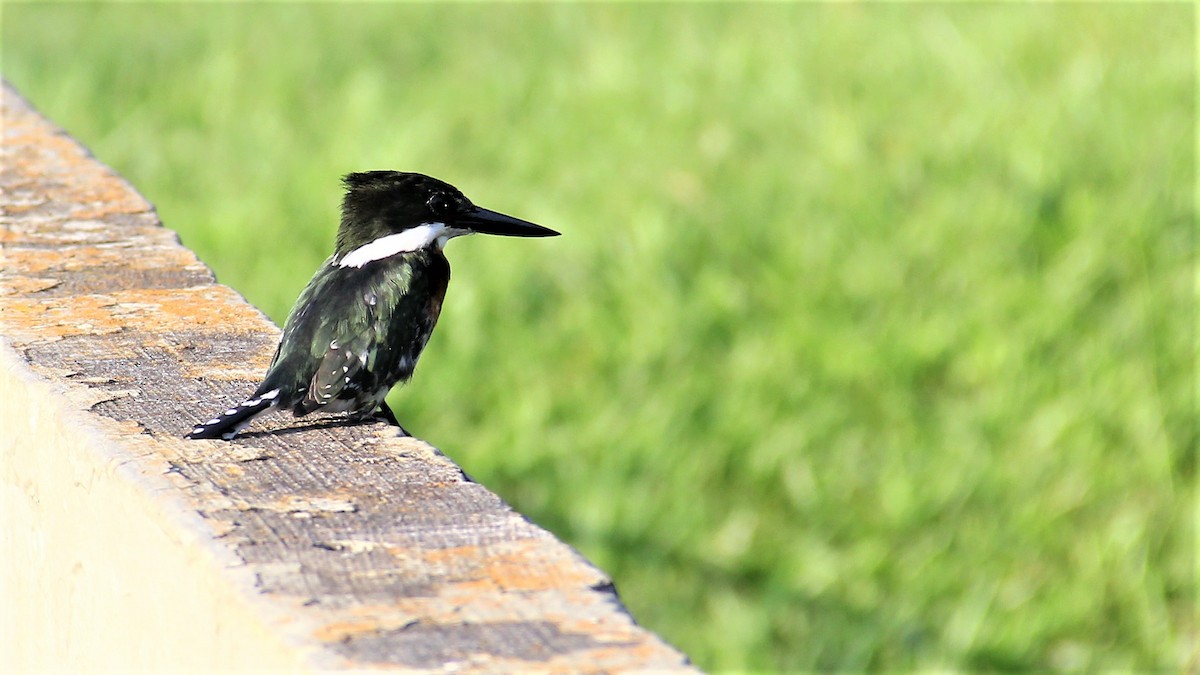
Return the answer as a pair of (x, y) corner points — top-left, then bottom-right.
(185, 388), (281, 440)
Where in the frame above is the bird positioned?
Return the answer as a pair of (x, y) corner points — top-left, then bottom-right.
(185, 171), (559, 440)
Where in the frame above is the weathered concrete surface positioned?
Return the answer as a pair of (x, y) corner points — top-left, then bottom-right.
(0, 82), (693, 671)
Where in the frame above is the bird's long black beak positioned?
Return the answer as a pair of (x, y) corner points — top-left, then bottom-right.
(458, 206), (560, 237)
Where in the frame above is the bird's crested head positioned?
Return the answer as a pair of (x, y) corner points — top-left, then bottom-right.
(334, 171), (558, 266)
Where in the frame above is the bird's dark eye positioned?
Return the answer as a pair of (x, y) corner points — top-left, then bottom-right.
(427, 192), (454, 216)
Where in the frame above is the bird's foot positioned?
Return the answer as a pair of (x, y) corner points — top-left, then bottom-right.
(376, 402), (411, 437)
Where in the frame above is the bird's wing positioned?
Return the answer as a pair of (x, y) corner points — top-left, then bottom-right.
(258, 260), (385, 416)
(300, 296), (382, 414)
(266, 256), (431, 418)
(295, 261), (422, 416)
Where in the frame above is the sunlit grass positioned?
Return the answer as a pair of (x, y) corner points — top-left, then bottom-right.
(4, 3), (1193, 670)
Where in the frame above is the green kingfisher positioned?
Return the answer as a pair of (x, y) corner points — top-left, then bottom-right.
(186, 171), (559, 440)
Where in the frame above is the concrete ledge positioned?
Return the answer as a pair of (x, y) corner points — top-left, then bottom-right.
(0, 82), (693, 671)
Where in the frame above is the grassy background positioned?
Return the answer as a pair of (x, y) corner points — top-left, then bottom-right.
(4, 3), (1194, 670)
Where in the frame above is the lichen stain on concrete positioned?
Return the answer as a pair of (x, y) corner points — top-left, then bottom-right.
(313, 616), (419, 643)
(4, 136), (152, 219)
(423, 540), (602, 594)
(2, 220), (164, 248)
(311, 600), (646, 662)
(230, 494), (358, 515)
(312, 539), (389, 555)
(162, 442), (272, 467)
(0, 287), (272, 345)
(4, 243), (203, 277)
(0, 277), (62, 295)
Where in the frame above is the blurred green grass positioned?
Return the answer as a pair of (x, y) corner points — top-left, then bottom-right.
(4, 3), (1193, 670)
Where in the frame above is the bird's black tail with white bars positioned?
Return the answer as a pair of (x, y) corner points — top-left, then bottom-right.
(186, 386), (281, 440)
(186, 387), (406, 439)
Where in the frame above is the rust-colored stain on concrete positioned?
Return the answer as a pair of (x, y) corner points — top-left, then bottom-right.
(424, 540), (602, 593)
(3, 131), (152, 219)
(3, 242), (203, 276)
(0, 276), (62, 295)
(0, 287), (272, 344)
